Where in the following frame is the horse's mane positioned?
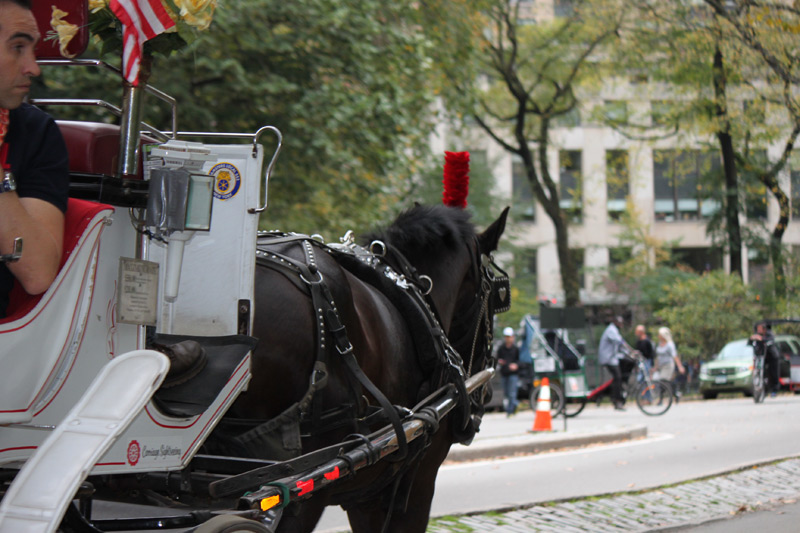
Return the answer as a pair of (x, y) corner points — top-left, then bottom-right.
(362, 205), (475, 264)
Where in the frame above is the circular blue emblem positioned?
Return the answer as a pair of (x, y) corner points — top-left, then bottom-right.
(210, 162), (242, 200)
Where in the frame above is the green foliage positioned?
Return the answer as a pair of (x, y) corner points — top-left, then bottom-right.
(36, 0), (493, 239)
(658, 271), (763, 361)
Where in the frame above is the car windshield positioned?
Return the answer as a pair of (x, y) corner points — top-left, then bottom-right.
(716, 339), (754, 360)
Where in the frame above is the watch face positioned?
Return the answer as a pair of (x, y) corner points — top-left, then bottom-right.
(3, 171), (15, 192)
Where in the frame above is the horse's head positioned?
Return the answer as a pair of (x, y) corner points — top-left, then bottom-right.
(363, 205), (509, 439)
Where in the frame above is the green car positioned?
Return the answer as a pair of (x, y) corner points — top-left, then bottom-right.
(699, 335), (798, 399)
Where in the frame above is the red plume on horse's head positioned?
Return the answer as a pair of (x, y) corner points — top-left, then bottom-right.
(442, 151), (470, 209)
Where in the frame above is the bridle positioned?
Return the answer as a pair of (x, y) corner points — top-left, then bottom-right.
(447, 237), (511, 413)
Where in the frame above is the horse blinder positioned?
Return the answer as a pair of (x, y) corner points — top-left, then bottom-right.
(482, 255), (511, 315)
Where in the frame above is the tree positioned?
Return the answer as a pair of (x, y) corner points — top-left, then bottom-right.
(658, 271), (762, 361)
(616, 0), (800, 294)
(454, 0), (624, 306)
(601, 200), (697, 322)
(36, 0), (493, 237)
(701, 0), (800, 296)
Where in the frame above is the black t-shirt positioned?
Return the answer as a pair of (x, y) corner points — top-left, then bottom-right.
(0, 104), (70, 317)
(496, 343), (520, 376)
(635, 336), (655, 362)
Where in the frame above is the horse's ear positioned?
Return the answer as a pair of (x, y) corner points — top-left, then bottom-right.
(478, 206), (510, 253)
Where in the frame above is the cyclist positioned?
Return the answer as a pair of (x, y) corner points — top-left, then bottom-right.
(749, 321), (780, 398)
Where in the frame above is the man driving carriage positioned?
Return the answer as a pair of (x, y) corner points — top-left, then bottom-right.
(0, 0), (204, 385)
(0, 0), (70, 319)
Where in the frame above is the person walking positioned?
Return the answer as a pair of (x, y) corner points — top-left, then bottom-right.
(634, 324), (654, 400)
(496, 327), (521, 417)
(598, 315), (633, 411)
(653, 327), (685, 400)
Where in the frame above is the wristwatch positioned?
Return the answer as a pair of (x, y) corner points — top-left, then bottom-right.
(1, 171), (16, 193)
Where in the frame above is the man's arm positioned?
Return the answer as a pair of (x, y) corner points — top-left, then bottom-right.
(0, 195), (63, 294)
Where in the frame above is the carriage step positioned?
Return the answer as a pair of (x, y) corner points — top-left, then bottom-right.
(0, 350), (169, 533)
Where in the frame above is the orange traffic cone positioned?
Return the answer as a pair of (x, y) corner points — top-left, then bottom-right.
(532, 377), (553, 432)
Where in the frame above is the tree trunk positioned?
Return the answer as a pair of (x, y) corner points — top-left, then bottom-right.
(762, 174), (790, 296)
(553, 214), (580, 306)
(712, 46), (743, 278)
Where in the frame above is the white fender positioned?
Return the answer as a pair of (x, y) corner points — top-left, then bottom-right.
(0, 350), (169, 533)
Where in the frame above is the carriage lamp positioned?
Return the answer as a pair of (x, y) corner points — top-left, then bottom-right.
(145, 141), (215, 233)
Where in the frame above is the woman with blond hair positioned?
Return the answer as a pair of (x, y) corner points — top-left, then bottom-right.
(653, 327), (685, 388)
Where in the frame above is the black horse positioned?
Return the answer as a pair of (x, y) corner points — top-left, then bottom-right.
(221, 204), (508, 533)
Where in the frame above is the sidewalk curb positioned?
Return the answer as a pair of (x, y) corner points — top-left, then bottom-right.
(446, 424), (648, 462)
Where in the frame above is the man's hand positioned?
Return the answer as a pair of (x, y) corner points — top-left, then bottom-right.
(509, 362), (518, 372)
(0, 195), (63, 295)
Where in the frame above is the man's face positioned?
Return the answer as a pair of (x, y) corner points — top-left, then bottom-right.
(0, 2), (41, 110)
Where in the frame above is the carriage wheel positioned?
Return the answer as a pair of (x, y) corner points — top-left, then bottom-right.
(562, 395), (587, 418)
(193, 515), (272, 532)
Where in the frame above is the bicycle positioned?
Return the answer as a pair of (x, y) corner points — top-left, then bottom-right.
(553, 351), (673, 416)
(752, 352), (766, 404)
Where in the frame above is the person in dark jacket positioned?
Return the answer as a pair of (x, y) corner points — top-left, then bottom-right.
(496, 326), (521, 417)
(750, 322), (781, 397)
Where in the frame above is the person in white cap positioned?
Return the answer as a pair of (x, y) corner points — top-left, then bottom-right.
(496, 326), (521, 417)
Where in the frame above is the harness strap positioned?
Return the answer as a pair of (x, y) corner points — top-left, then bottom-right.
(256, 237), (409, 460)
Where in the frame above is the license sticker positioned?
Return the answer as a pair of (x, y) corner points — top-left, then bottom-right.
(210, 162), (241, 200)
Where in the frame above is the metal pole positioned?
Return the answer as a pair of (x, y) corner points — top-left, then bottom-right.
(118, 82), (145, 179)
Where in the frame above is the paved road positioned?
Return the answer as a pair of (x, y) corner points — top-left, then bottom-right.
(318, 394), (800, 531)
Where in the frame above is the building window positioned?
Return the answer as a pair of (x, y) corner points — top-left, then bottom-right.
(741, 150), (768, 220)
(747, 247), (770, 289)
(743, 99), (765, 125)
(560, 150), (582, 223)
(609, 246), (632, 268)
(553, 107), (581, 128)
(512, 159), (535, 221)
(606, 150), (629, 221)
(651, 100), (678, 127)
(670, 247), (722, 273)
(603, 101), (628, 124)
(554, 0), (575, 17)
(653, 149), (720, 221)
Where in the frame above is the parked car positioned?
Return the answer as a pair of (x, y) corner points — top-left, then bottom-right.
(699, 335), (799, 399)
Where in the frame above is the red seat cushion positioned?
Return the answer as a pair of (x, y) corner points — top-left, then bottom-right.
(2, 199), (113, 323)
(57, 121), (159, 179)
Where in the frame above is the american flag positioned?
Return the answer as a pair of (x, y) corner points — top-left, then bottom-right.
(109, 0), (175, 86)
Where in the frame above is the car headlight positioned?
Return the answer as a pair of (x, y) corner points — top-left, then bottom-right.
(699, 365), (708, 378)
(737, 365), (751, 375)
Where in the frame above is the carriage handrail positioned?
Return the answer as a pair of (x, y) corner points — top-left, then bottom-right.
(36, 59), (178, 139)
(157, 126), (283, 214)
(235, 368), (495, 513)
(29, 98), (171, 143)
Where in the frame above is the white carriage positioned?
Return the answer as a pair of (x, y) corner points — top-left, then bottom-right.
(0, 2), (278, 530)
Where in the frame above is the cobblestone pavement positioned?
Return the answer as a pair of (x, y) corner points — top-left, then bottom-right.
(426, 457), (800, 532)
